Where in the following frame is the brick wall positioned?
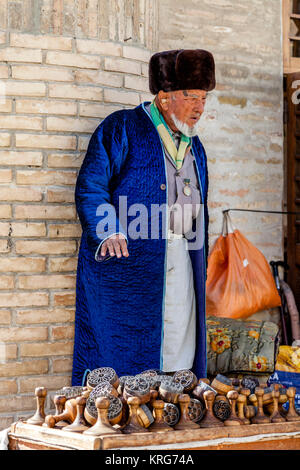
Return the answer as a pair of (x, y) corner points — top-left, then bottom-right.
(0, 0), (156, 430)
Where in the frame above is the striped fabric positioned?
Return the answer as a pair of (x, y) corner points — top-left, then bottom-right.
(150, 101), (190, 170)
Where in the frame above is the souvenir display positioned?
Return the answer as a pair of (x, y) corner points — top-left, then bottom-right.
(192, 380), (217, 401)
(117, 376), (135, 395)
(85, 395), (123, 426)
(55, 386), (86, 400)
(241, 376), (260, 395)
(90, 382), (119, 399)
(25, 365), (300, 443)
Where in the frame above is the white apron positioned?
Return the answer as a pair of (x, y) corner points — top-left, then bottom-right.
(162, 231), (196, 372)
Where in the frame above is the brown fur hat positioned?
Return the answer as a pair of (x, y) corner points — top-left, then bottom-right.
(149, 49), (215, 95)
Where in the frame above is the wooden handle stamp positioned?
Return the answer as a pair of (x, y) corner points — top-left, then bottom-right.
(237, 393), (250, 425)
(213, 395), (231, 422)
(251, 388), (270, 424)
(174, 394), (200, 430)
(270, 390), (286, 423)
(163, 403), (180, 427)
(224, 390), (243, 426)
(26, 387), (47, 426)
(63, 396), (89, 433)
(149, 400), (174, 432)
(158, 381), (184, 404)
(87, 367), (119, 391)
(137, 404), (154, 428)
(84, 397), (122, 436)
(44, 398), (77, 428)
(122, 396), (149, 434)
(123, 376), (151, 405)
(192, 381), (217, 402)
(48, 395), (68, 429)
(172, 369), (198, 393)
(286, 387), (300, 422)
(188, 398), (204, 424)
(211, 374), (234, 396)
(200, 390), (224, 428)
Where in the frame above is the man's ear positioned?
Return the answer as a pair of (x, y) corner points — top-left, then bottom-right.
(157, 91), (170, 111)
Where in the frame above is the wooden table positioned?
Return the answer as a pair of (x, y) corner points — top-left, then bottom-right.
(8, 420), (300, 450)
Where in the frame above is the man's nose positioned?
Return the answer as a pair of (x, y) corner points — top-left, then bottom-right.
(193, 100), (205, 113)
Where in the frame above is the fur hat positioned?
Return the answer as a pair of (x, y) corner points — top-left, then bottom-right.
(149, 49), (215, 95)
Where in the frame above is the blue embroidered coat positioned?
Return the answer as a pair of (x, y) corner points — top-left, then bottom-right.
(72, 102), (209, 385)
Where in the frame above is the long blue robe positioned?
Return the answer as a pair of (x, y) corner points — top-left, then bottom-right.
(72, 102), (209, 385)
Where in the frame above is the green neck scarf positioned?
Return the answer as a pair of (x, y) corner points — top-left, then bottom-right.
(150, 100), (191, 170)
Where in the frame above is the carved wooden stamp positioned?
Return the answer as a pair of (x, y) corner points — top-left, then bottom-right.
(251, 388), (270, 424)
(200, 390), (224, 428)
(286, 387), (300, 422)
(270, 390), (286, 423)
(44, 398), (77, 428)
(158, 381), (184, 404)
(123, 376), (151, 405)
(149, 400), (174, 432)
(49, 395), (68, 429)
(211, 374), (234, 396)
(237, 393), (249, 425)
(122, 396), (149, 434)
(84, 397), (122, 436)
(174, 394), (200, 430)
(63, 396), (89, 433)
(172, 369), (198, 393)
(224, 391), (243, 426)
(26, 387), (47, 426)
(188, 398), (204, 423)
(163, 403), (180, 427)
(87, 367), (119, 391)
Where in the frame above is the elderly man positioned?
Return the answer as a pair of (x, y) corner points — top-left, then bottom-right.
(72, 49), (215, 385)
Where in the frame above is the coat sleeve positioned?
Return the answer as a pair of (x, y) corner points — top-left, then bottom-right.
(75, 112), (129, 261)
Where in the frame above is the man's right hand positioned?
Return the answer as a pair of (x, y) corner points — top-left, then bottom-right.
(100, 233), (129, 258)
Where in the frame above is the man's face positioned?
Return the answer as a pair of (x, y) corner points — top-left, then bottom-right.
(168, 89), (207, 127)
(158, 89), (207, 137)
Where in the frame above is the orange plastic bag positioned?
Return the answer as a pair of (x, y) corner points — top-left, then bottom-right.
(206, 212), (281, 319)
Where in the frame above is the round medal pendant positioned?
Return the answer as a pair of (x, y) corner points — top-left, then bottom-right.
(183, 185), (192, 197)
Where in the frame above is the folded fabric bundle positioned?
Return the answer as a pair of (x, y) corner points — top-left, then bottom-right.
(206, 316), (279, 376)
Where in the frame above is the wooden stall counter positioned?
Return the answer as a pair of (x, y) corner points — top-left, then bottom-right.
(8, 420), (300, 451)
